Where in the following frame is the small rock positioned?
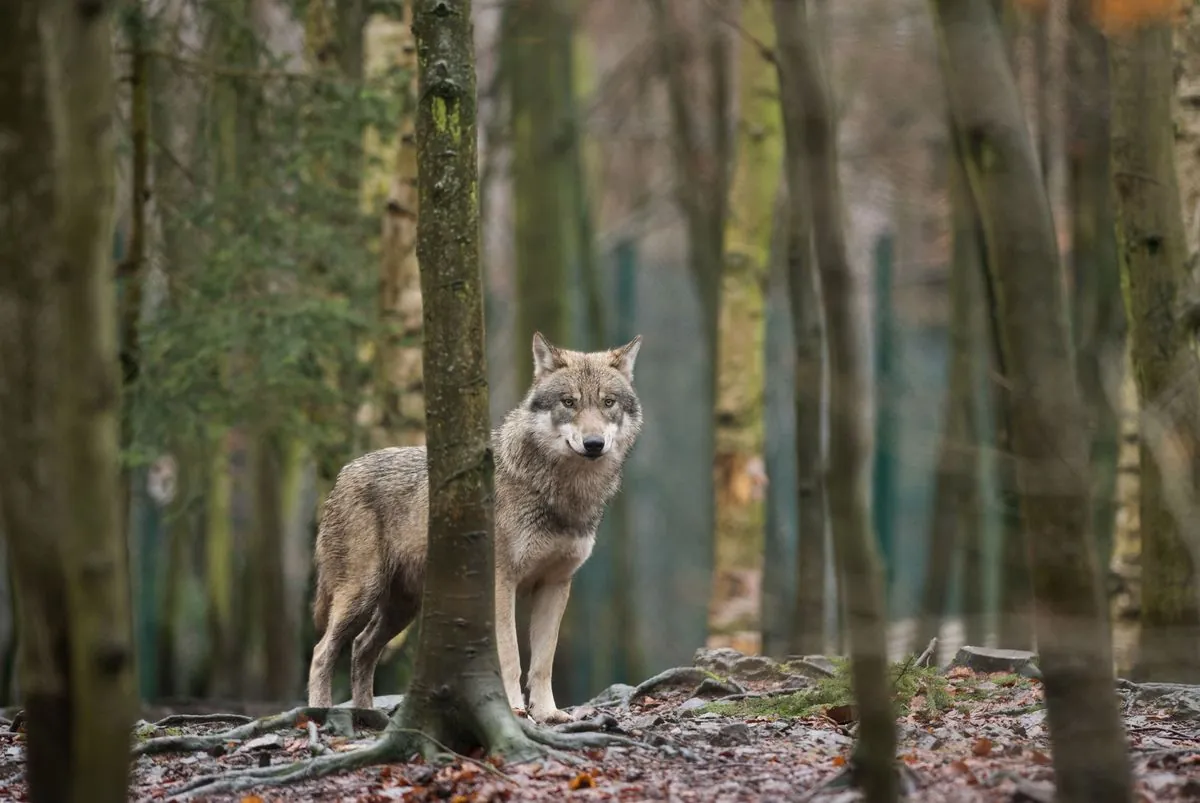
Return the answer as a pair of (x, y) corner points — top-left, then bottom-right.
(784, 655), (839, 676)
(323, 708), (356, 738)
(678, 697), (708, 712)
(709, 722), (753, 747)
(693, 647), (745, 674)
(236, 733), (282, 753)
(586, 683), (636, 707)
(730, 655), (779, 681)
(950, 646), (1040, 677)
(628, 714), (664, 730)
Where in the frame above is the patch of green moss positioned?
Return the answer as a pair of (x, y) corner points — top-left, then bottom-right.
(699, 657), (953, 719)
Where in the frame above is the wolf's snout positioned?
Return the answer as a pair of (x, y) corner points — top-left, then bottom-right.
(582, 435), (606, 457)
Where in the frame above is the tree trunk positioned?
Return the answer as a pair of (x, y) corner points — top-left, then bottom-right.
(714, 0), (773, 621)
(0, 2), (137, 801)
(386, 0), (538, 757)
(252, 433), (297, 699)
(374, 0), (424, 451)
(932, 1), (1133, 800)
(1110, 19), (1200, 683)
(505, 0), (573, 385)
(773, 2), (895, 799)
(647, 0), (731, 669)
(918, 133), (985, 651)
(770, 2), (828, 657)
(1068, 0), (1125, 584)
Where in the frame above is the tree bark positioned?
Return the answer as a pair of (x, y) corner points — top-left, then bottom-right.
(388, 0), (538, 757)
(1068, 0), (1125, 583)
(1110, 19), (1200, 683)
(918, 132), (985, 651)
(375, 0), (425, 449)
(0, 1), (137, 801)
(770, 1), (828, 658)
(932, 1), (1133, 800)
(773, 2), (895, 799)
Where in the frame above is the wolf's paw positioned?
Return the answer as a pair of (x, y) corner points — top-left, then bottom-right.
(529, 706), (573, 725)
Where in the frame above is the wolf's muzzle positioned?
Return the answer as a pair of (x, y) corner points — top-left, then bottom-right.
(582, 435), (605, 458)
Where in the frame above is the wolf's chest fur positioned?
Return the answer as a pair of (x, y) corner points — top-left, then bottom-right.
(492, 440), (620, 592)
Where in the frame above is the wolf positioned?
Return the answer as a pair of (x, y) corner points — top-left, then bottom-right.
(306, 332), (643, 723)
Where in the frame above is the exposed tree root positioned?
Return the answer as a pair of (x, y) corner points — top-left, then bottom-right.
(134, 706), (388, 756)
(151, 713), (253, 728)
(553, 713), (623, 734)
(624, 667), (711, 707)
(165, 736), (398, 800)
(519, 718), (650, 751)
(916, 638), (938, 669)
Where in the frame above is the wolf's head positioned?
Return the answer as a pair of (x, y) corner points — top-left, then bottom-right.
(517, 332), (644, 463)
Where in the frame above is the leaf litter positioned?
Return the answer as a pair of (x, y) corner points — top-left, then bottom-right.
(1, 650), (1200, 801)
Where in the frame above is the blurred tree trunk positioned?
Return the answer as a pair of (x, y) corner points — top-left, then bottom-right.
(251, 433), (297, 699)
(649, 0), (731, 663)
(1110, 19), (1200, 683)
(375, 2), (424, 451)
(505, 0), (573, 382)
(0, 1), (136, 800)
(770, 1), (828, 657)
(774, 2), (895, 799)
(933, 1), (1133, 800)
(714, 0), (774, 607)
(1068, 0), (1124, 583)
(918, 134), (985, 651)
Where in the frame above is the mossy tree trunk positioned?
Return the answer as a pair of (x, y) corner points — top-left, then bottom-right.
(1068, 0), (1125, 583)
(770, 1), (828, 657)
(774, 2), (895, 799)
(932, 1), (1133, 800)
(380, 0), (537, 756)
(1110, 18), (1200, 683)
(0, 1), (137, 800)
(715, 0), (775, 597)
(918, 131), (985, 651)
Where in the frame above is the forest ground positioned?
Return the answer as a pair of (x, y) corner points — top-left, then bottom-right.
(2, 646), (1200, 802)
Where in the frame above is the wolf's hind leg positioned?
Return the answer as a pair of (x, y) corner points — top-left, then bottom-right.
(307, 599), (372, 708)
(526, 580), (573, 724)
(350, 594), (419, 710)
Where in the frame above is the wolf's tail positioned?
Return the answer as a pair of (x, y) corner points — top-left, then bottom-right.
(312, 576), (330, 637)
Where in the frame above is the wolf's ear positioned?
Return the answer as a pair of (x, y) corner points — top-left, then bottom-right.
(532, 332), (566, 379)
(610, 335), (642, 382)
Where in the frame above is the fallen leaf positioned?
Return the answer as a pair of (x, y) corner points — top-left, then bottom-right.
(569, 771), (596, 790)
(825, 704), (858, 725)
(239, 796), (265, 803)
(1030, 749), (1052, 766)
(972, 737), (993, 757)
(947, 666), (973, 679)
(949, 759), (979, 784)
(832, 755), (846, 767)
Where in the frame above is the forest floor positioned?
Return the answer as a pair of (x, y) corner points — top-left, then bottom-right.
(2, 646), (1200, 802)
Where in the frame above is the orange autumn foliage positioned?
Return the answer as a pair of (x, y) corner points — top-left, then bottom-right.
(1015, 0), (1186, 33)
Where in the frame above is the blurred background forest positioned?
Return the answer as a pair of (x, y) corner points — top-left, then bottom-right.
(0, 0), (1192, 714)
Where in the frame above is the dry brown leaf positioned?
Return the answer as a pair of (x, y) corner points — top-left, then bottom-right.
(949, 759), (979, 785)
(239, 796), (265, 803)
(832, 755), (847, 767)
(972, 737), (993, 757)
(825, 704), (858, 725)
(569, 771), (597, 791)
(1030, 749), (1052, 766)
(946, 666), (973, 680)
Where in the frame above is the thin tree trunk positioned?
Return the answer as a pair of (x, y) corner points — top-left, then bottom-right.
(774, 2), (895, 799)
(253, 433), (296, 699)
(1110, 19), (1200, 683)
(375, 0), (424, 450)
(1068, 0), (1124, 583)
(770, 2), (828, 657)
(932, 1), (1133, 800)
(919, 133), (985, 651)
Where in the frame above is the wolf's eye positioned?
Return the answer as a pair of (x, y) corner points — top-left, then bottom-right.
(561, 398), (576, 408)
(603, 398), (615, 408)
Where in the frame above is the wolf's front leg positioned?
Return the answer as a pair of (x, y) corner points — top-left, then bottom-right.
(494, 576), (525, 714)
(526, 580), (573, 724)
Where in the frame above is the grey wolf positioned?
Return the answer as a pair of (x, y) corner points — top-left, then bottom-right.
(306, 332), (643, 723)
